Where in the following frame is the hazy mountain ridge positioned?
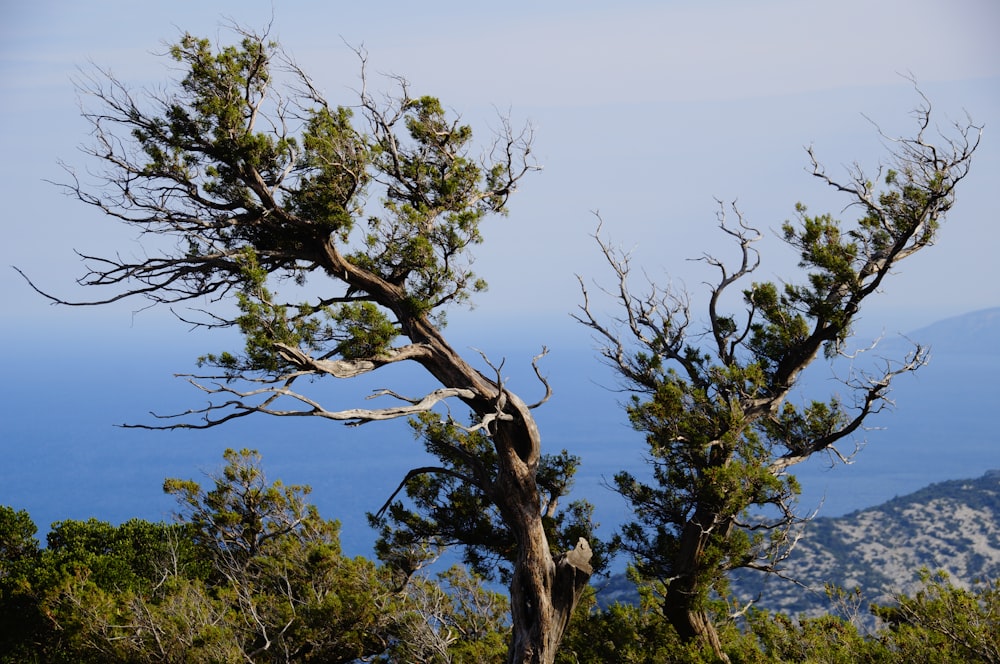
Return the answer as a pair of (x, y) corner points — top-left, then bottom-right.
(902, 306), (1000, 354)
(850, 305), (1000, 360)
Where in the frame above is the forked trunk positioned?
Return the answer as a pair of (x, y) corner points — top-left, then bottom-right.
(506, 528), (592, 663)
(494, 418), (593, 664)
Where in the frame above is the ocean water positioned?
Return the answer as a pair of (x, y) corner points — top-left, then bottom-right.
(3, 317), (997, 562)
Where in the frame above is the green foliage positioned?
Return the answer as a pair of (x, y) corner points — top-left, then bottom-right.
(371, 412), (607, 584)
(138, 34), (295, 229)
(159, 449), (402, 659)
(390, 565), (510, 663)
(198, 250), (400, 375)
(0, 507), (45, 662)
(614, 357), (800, 607)
(287, 105), (369, 237)
(0, 452), (521, 663)
(5, 479), (999, 663)
(737, 609), (884, 663)
(163, 447), (322, 562)
(89, 28), (527, 379)
(587, 97), (978, 656)
(372, 414), (509, 580)
(732, 573), (1000, 664)
(68, 446), (404, 662)
(558, 600), (689, 663)
(558, 571), (1000, 664)
(0, 505), (37, 579)
(0, 511), (207, 664)
(331, 300), (399, 360)
(198, 248), (337, 375)
(873, 569), (1000, 663)
(558, 582), (743, 664)
(348, 92), (500, 319)
(45, 518), (206, 593)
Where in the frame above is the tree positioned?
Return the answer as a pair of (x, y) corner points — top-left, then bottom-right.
(0, 511), (211, 663)
(575, 91), (981, 659)
(20, 26), (592, 663)
(0, 506), (48, 662)
(38, 451), (414, 663)
(41, 518), (213, 663)
(2, 452), (513, 663)
(873, 570), (1000, 664)
(389, 565), (511, 663)
(158, 448), (404, 662)
(0, 506), (38, 571)
(371, 412), (605, 586)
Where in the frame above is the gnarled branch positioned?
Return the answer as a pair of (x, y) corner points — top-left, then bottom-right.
(125, 378), (477, 429)
(274, 341), (432, 378)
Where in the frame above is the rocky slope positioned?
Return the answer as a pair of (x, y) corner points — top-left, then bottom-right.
(735, 469), (1000, 616)
(597, 469), (1000, 615)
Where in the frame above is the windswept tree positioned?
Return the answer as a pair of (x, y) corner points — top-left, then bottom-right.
(576, 92), (981, 660)
(20, 26), (593, 664)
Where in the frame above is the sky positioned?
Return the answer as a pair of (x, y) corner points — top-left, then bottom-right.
(1, 1), (999, 555)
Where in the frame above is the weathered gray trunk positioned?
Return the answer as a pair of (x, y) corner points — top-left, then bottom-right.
(493, 412), (593, 664)
(506, 526), (592, 664)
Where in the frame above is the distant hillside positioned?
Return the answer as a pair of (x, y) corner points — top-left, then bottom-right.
(770, 305), (1000, 520)
(906, 306), (1000, 354)
(873, 306), (1000, 357)
(736, 469), (1000, 616)
(597, 469), (1000, 615)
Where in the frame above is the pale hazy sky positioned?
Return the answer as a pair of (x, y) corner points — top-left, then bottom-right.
(3, 0), (999, 336)
(1, 1), (998, 547)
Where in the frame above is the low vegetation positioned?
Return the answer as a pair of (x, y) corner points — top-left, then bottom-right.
(2, 450), (998, 662)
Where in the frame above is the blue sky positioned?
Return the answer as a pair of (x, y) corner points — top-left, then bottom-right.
(3, 0), (999, 332)
(1, 1), (999, 553)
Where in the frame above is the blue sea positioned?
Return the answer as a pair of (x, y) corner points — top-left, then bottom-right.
(3, 314), (998, 562)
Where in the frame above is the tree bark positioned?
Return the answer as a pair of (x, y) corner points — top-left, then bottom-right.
(663, 514), (732, 663)
(491, 401), (593, 664)
(505, 512), (593, 664)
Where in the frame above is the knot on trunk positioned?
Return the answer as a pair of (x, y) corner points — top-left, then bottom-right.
(559, 537), (593, 575)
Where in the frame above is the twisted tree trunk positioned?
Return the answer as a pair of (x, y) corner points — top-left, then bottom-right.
(663, 513), (731, 663)
(504, 491), (593, 663)
(396, 317), (593, 662)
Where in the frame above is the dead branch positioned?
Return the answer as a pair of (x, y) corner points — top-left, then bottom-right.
(274, 341), (432, 378)
(124, 379), (478, 429)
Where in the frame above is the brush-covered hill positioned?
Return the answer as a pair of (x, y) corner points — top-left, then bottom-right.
(595, 307), (1000, 614)
(735, 469), (1000, 616)
(596, 469), (1000, 616)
